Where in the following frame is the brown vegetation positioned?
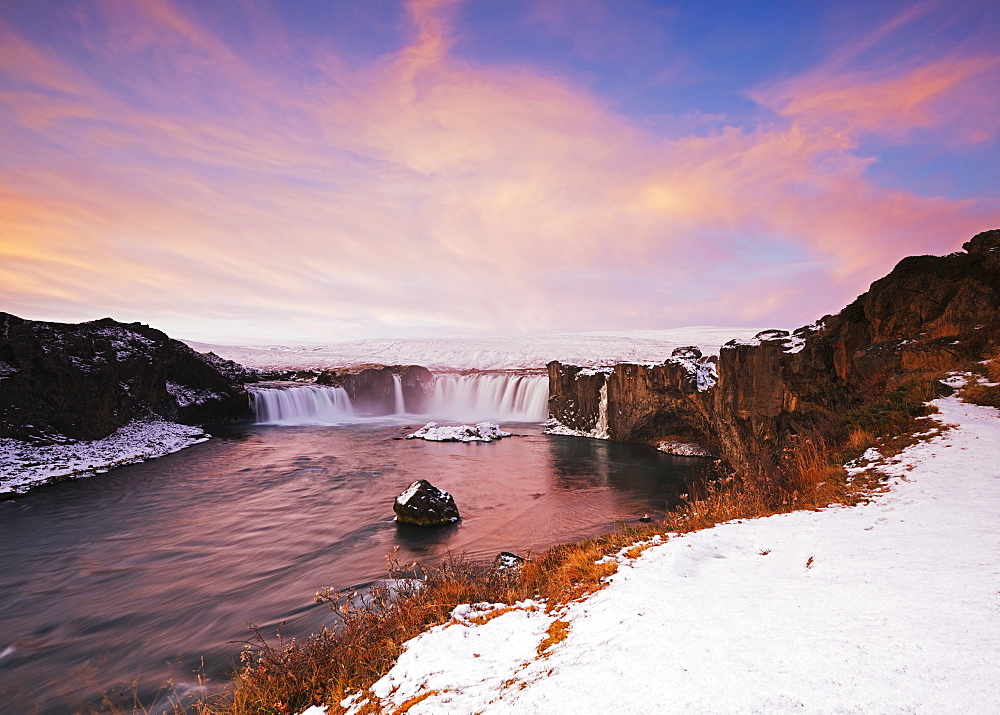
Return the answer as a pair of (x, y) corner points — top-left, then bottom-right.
(536, 620), (571, 656)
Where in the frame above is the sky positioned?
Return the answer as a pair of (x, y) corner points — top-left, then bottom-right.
(1, 0), (998, 344)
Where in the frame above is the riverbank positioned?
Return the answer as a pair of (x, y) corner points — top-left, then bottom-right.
(0, 420), (209, 496)
(295, 386), (999, 713)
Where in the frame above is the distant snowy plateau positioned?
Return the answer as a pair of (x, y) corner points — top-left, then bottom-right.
(184, 327), (764, 372)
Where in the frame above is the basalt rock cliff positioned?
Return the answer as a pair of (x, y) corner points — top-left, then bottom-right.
(0, 313), (254, 442)
(549, 229), (1000, 473)
(316, 365), (434, 415)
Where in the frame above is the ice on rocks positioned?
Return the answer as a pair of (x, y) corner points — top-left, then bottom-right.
(665, 354), (717, 391)
(657, 440), (713, 457)
(406, 422), (511, 442)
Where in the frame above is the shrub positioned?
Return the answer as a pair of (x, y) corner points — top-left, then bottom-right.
(841, 379), (954, 434)
(963, 383), (1000, 408)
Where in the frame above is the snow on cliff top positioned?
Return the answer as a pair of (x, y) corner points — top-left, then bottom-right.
(324, 391), (1000, 714)
(184, 327), (764, 372)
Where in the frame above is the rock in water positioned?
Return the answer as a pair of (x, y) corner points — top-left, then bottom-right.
(394, 479), (460, 526)
(406, 422), (511, 442)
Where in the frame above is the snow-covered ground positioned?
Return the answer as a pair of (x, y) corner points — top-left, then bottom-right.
(323, 390), (1000, 714)
(184, 327), (765, 372)
(0, 421), (209, 496)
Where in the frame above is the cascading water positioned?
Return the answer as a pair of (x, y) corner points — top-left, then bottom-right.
(250, 373), (549, 424)
(251, 384), (354, 425)
(428, 373), (548, 422)
(590, 381), (610, 439)
(391, 374), (406, 414)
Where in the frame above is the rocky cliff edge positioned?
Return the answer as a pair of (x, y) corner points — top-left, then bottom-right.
(548, 229), (1000, 473)
(0, 313), (255, 442)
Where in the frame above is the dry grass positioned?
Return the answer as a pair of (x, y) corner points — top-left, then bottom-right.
(391, 689), (439, 714)
(964, 383), (1000, 408)
(536, 620), (571, 656)
(986, 350), (1000, 383)
(199, 532), (644, 715)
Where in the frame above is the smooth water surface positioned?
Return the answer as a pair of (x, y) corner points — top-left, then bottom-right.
(0, 420), (708, 712)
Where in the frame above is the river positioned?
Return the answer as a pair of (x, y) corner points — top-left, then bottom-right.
(0, 410), (708, 712)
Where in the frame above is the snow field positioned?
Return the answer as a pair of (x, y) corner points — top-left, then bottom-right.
(184, 327), (764, 372)
(332, 393), (1000, 714)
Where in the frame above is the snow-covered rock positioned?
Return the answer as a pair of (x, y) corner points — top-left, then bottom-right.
(393, 479), (460, 526)
(406, 422), (511, 442)
(657, 440), (713, 457)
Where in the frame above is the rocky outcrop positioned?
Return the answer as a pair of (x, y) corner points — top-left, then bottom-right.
(393, 479), (460, 526)
(549, 229), (1000, 473)
(0, 313), (252, 442)
(316, 365), (434, 415)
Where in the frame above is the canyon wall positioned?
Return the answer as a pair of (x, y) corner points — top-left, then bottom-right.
(315, 365), (434, 415)
(549, 229), (1000, 472)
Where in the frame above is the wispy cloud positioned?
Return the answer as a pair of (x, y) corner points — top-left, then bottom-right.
(0, 0), (997, 342)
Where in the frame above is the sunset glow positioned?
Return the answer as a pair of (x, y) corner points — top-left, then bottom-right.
(2, 0), (998, 342)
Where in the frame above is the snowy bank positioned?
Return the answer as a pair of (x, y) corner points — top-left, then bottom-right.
(333, 393), (1000, 713)
(0, 420), (209, 496)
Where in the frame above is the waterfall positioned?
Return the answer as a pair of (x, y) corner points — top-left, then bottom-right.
(249, 372), (549, 425)
(589, 381), (610, 439)
(391, 374), (406, 414)
(428, 373), (548, 422)
(251, 384), (354, 425)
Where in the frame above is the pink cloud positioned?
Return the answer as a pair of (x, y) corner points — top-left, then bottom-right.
(752, 56), (1000, 144)
(0, 0), (997, 342)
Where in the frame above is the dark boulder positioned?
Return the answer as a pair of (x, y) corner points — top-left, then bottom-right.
(962, 228), (1000, 254)
(492, 551), (528, 573)
(393, 479), (460, 526)
(671, 346), (703, 360)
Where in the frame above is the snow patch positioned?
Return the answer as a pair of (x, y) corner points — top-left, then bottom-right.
(406, 422), (511, 442)
(166, 380), (221, 407)
(665, 355), (717, 391)
(0, 360), (18, 379)
(575, 367), (613, 378)
(395, 480), (427, 506)
(543, 417), (589, 438)
(657, 440), (713, 457)
(342, 600), (556, 714)
(0, 420), (209, 496)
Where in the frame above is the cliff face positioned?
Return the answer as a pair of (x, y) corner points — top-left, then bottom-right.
(316, 365), (434, 415)
(549, 229), (1000, 471)
(0, 313), (253, 441)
